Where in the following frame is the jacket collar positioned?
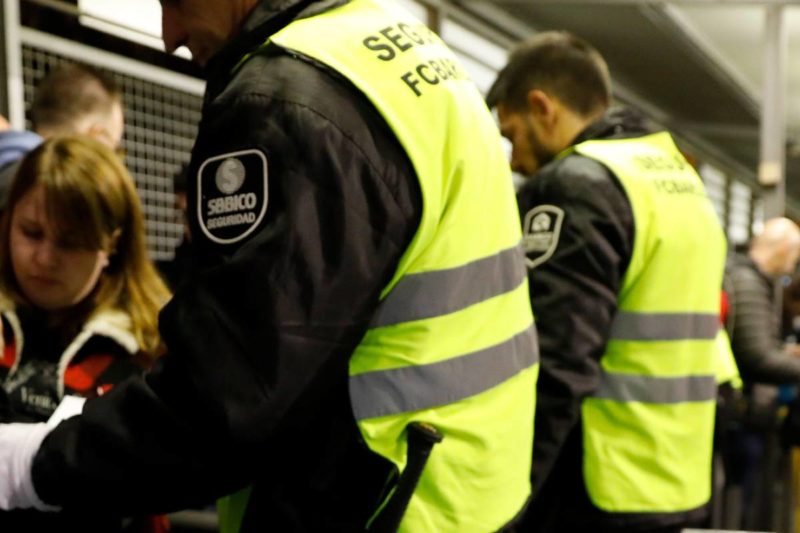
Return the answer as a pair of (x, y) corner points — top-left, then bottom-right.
(204, 0), (347, 102)
(571, 107), (653, 146)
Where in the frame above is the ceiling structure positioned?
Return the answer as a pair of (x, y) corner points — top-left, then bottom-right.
(455, 0), (800, 215)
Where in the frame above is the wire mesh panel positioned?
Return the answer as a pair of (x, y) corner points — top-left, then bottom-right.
(20, 40), (202, 262)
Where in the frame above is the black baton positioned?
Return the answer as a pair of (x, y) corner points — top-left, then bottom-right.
(367, 421), (444, 533)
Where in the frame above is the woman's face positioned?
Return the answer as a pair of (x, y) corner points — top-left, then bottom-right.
(10, 184), (109, 311)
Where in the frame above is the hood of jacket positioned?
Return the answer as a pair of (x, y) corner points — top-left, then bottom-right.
(0, 130), (42, 170)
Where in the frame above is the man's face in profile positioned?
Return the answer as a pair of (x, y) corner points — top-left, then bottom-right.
(497, 103), (553, 177)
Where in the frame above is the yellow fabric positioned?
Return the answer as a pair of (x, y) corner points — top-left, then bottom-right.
(217, 486), (252, 533)
(574, 132), (726, 512)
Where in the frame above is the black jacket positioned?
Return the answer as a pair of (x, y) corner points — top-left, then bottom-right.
(31, 1), (422, 531)
(725, 253), (800, 385)
(517, 109), (707, 532)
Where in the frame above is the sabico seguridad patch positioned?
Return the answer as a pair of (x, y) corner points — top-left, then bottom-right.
(522, 204), (564, 269)
(197, 149), (268, 245)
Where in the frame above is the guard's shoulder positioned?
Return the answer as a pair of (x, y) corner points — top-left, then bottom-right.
(213, 51), (367, 132)
(547, 154), (618, 191)
(519, 153), (623, 207)
(192, 50), (420, 251)
(218, 52), (311, 99)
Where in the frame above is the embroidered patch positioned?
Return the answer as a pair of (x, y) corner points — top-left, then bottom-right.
(197, 149), (268, 245)
(522, 205), (565, 269)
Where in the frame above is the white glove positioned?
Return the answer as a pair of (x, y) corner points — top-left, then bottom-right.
(0, 422), (60, 511)
(47, 396), (86, 428)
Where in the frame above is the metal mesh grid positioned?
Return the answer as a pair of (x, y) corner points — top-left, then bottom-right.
(728, 180), (752, 245)
(20, 43), (202, 261)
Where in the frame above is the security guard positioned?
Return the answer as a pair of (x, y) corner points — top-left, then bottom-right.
(488, 32), (726, 532)
(0, 1), (537, 532)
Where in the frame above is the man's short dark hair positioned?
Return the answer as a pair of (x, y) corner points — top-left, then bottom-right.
(487, 31), (611, 117)
(30, 63), (121, 134)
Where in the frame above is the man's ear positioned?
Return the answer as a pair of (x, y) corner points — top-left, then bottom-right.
(526, 89), (557, 128)
(86, 122), (109, 145)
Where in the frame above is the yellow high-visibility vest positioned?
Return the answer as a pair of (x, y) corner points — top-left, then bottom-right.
(572, 132), (726, 512)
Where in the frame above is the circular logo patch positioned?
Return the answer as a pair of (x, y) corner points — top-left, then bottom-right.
(215, 158), (246, 195)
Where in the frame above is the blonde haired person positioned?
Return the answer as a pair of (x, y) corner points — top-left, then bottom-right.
(0, 136), (170, 531)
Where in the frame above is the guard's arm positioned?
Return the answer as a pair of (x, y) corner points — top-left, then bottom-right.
(23, 68), (421, 514)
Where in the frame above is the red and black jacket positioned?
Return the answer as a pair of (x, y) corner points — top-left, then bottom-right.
(0, 304), (163, 532)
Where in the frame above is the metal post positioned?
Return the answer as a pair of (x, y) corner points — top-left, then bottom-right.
(758, 5), (787, 218)
(756, 9), (797, 533)
(2, 0), (23, 129)
(0, 0), (7, 120)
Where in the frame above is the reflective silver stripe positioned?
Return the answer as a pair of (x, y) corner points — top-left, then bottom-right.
(350, 324), (538, 420)
(371, 243), (526, 328)
(595, 372), (717, 404)
(609, 312), (719, 341)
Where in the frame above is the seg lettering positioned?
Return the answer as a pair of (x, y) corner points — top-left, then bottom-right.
(380, 26), (413, 54)
(363, 35), (396, 61)
(398, 23), (426, 45)
(363, 23), (438, 61)
(635, 154), (687, 172)
(207, 193), (258, 216)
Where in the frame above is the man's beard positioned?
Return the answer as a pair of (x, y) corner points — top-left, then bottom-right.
(527, 122), (555, 172)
